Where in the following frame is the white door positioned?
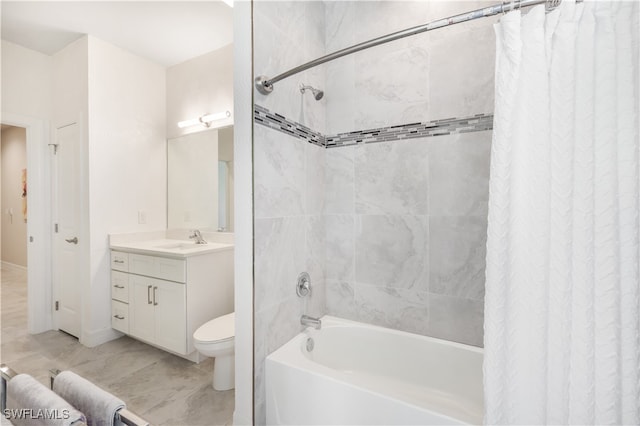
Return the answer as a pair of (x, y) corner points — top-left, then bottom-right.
(53, 123), (81, 337)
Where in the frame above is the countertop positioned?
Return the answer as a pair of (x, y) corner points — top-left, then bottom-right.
(110, 238), (234, 258)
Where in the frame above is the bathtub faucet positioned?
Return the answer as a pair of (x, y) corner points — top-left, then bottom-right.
(301, 315), (321, 330)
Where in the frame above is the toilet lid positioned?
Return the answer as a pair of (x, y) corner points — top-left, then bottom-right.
(194, 312), (234, 342)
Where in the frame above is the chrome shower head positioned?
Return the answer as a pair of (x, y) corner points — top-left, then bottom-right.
(300, 84), (324, 101)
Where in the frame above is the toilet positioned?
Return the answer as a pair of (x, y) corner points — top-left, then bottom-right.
(193, 312), (235, 391)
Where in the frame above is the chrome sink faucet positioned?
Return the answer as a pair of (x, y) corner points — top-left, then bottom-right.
(301, 315), (321, 330)
(189, 229), (207, 244)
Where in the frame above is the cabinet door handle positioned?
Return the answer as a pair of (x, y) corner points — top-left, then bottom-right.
(113, 315), (125, 320)
(153, 286), (158, 306)
(114, 259), (125, 264)
(147, 285), (152, 304)
(114, 285), (125, 289)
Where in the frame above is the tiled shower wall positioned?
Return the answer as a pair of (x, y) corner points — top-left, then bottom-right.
(252, 1), (326, 423)
(253, 1), (497, 423)
(322, 0), (498, 347)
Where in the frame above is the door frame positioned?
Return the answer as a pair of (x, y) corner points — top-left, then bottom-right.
(2, 112), (53, 333)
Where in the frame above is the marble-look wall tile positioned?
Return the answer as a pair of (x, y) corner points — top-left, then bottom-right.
(429, 215), (487, 300)
(324, 146), (354, 214)
(254, 125), (305, 218)
(325, 214), (355, 281)
(355, 215), (429, 290)
(428, 25), (496, 121)
(354, 44), (430, 130)
(325, 280), (357, 320)
(324, 1), (498, 131)
(427, 293), (484, 347)
(355, 139), (429, 215)
(325, 59), (356, 135)
(354, 284), (430, 335)
(254, 295), (306, 425)
(306, 215), (326, 285)
(254, 1), (326, 133)
(324, 1), (355, 52)
(428, 131), (492, 217)
(252, 2), (327, 424)
(306, 143), (325, 215)
(254, 216), (306, 310)
(352, 1), (430, 47)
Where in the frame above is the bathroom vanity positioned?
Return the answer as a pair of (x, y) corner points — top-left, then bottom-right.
(109, 237), (233, 363)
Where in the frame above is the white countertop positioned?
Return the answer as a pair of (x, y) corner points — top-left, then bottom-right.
(110, 238), (234, 258)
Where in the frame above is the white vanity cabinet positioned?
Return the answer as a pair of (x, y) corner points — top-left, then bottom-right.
(129, 273), (186, 355)
(109, 245), (233, 362)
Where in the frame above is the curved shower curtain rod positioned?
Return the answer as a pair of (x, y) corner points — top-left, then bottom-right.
(255, 0), (572, 96)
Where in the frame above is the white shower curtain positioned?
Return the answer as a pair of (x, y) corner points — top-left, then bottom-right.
(484, 1), (639, 424)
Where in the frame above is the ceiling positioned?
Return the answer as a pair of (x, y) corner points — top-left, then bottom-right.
(1, 1), (234, 67)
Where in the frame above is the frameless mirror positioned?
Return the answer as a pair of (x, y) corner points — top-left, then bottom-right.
(167, 126), (234, 231)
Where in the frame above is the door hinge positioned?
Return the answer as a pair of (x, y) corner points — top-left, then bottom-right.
(54, 223), (58, 233)
(55, 301), (59, 311)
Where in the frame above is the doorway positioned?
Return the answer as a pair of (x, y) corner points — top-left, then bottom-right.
(1, 125), (28, 272)
(1, 113), (53, 335)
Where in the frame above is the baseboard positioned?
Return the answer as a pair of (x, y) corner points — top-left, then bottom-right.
(80, 327), (123, 348)
(1, 261), (27, 272)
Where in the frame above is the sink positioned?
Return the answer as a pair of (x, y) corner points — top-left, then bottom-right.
(155, 242), (205, 251)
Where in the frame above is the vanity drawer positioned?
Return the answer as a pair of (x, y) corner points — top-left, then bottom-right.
(111, 251), (129, 272)
(111, 271), (129, 303)
(129, 254), (186, 283)
(111, 300), (129, 333)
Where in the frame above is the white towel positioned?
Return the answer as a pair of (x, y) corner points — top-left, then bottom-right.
(6, 373), (85, 426)
(53, 371), (125, 426)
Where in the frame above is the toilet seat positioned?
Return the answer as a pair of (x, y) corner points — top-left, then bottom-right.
(194, 312), (234, 343)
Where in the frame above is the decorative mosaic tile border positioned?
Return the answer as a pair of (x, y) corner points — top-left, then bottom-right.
(325, 114), (494, 148)
(254, 104), (325, 147)
(254, 104), (493, 149)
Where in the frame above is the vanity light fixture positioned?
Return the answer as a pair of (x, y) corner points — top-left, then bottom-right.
(178, 110), (231, 129)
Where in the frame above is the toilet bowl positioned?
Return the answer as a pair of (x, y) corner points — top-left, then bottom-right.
(193, 312), (235, 391)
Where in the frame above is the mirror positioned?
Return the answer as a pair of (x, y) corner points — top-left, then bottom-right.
(167, 126), (234, 231)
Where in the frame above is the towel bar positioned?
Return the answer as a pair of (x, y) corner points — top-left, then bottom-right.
(49, 369), (150, 426)
(0, 364), (149, 426)
(0, 364), (88, 426)
(0, 364), (17, 412)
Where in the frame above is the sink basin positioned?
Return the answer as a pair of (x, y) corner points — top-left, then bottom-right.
(155, 242), (205, 251)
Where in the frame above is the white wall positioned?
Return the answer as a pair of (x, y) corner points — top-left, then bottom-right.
(166, 44), (233, 140)
(86, 36), (166, 345)
(1, 40), (52, 120)
(1, 126), (27, 267)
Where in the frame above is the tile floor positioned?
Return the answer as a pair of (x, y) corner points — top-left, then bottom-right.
(0, 265), (234, 425)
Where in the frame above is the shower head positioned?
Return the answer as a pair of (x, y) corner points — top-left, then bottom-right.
(300, 84), (324, 101)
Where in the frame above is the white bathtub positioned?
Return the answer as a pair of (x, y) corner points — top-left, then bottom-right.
(266, 316), (483, 425)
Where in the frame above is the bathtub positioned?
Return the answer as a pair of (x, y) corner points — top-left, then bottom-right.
(266, 316), (483, 425)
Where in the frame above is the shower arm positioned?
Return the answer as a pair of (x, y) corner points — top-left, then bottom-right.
(255, 0), (570, 95)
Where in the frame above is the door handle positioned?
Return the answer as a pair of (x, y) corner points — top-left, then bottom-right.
(65, 237), (78, 244)
(147, 285), (152, 304)
(153, 286), (158, 306)
(114, 285), (125, 289)
(113, 315), (125, 320)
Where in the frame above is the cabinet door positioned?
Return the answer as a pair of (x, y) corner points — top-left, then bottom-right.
(153, 280), (187, 354)
(129, 274), (155, 343)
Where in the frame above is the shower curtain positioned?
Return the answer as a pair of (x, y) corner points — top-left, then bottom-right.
(484, 1), (639, 424)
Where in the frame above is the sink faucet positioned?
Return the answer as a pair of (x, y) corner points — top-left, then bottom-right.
(301, 315), (321, 330)
(189, 229), (207, 244)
